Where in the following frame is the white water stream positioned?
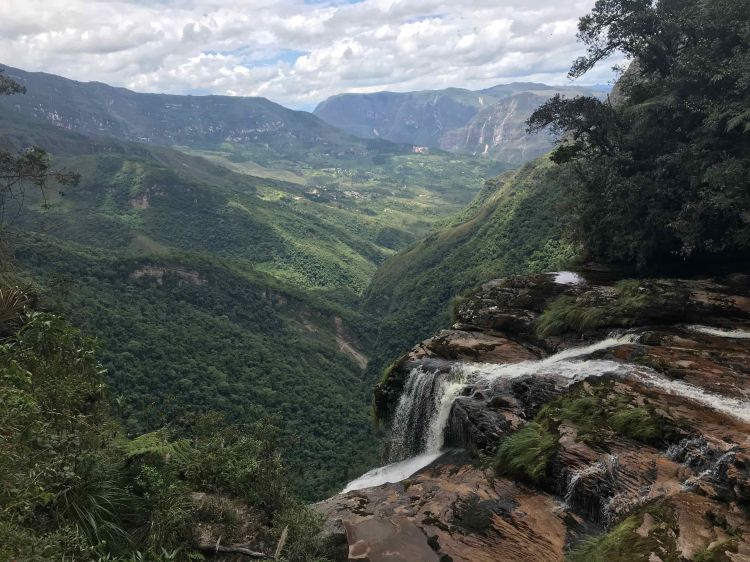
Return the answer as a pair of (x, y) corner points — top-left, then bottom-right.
(553, 271), (586, 285)
(342, 330), (750, 493)
(341, 452), (445, 493)
(686, 325), (750, 339)
(632, 369), (750, 422)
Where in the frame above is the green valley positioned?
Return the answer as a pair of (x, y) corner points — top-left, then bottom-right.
(3, 0), (750, 560)
(363, 157), (577, 376)
(0, 69), (501, 500)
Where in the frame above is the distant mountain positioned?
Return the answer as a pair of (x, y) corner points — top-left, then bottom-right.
(0, 65), (411, 167)
(314, 83), (609, 165)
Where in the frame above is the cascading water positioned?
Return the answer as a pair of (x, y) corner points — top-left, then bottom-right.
(389, 334), (640, 463)
(342, 334), (639, 493)
(342, 330), (750, 493)
(686, 324), (750, 339)
(389, 365), (468, 462)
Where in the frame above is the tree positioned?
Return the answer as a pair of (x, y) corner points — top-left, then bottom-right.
(528, 0), (750, 271)
(0, 70), (79, 227)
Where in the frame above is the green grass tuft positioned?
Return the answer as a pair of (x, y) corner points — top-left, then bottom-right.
(536, 279), (654, 336)
(567, 502), (678, 562)
(537, 384), (678, 446)
(494, 422), (557, 483)
(610, 407), (663, 442)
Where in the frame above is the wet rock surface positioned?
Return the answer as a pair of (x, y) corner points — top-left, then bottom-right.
(322, 272), (750, 561)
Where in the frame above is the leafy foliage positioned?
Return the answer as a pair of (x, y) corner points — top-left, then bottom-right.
(0, 72), (78, 224)
(529, 0), (750, 271)
(0, 302), (334, 561)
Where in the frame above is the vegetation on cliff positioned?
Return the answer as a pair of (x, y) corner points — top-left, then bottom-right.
(495, 382), (679, 483)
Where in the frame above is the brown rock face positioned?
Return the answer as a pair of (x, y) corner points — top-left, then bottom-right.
(322, 272), (750, 562)
(317, 452), (570, 562)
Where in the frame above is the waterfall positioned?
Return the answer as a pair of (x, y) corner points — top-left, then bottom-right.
(341, 451), (445, 494)
(342, 336), (636, 493)
(342, 331), (750, 494)
(389, 365), (468, 461)
(341, 365), (469, 493)
(388, 334), (639, 463)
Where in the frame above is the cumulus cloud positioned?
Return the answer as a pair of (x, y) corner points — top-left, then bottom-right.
(0, 0), (622, 108)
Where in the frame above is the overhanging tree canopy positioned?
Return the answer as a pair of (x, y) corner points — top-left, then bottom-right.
(528, 0), (750, 271)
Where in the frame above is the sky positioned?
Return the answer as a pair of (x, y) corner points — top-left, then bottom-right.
(0, 0), (621, 110)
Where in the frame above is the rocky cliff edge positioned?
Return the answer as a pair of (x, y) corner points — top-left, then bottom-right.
(317, 271), (750, 562)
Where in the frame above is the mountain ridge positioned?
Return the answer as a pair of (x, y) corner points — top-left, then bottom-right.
(0, 64), (408, 166)
(313, 82), (609, 165)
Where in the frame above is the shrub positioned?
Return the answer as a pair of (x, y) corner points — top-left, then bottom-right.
(272, 503), (333, 562)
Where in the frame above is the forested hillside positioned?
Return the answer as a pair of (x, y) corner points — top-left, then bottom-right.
(2, 115), (383, 498)
(363, 157), (576, 377)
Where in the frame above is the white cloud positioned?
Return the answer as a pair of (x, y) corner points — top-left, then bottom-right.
(0, 0), (621, 109)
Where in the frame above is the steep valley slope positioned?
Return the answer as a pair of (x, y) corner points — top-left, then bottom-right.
(363, 156), (578, 382)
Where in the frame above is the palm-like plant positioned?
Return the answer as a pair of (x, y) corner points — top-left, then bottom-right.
(0, 286), (29, 328)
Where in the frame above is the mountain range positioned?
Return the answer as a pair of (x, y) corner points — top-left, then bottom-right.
(314, 83), (609, 165)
